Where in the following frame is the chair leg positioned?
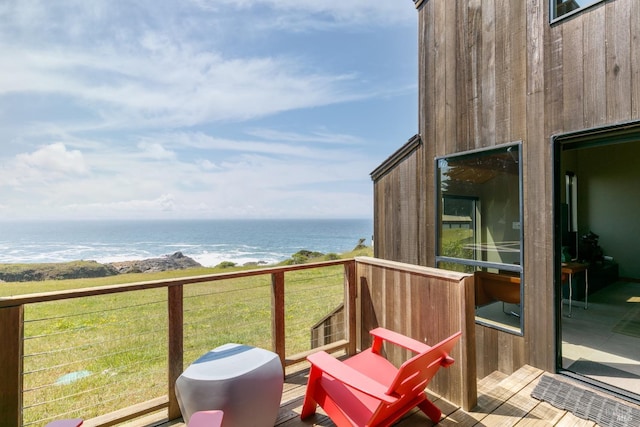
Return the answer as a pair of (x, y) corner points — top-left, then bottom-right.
(417, 397), (442, 423)
(300, 378), (318, 418)
(300, 393), (317, 419)
(502, 302), (520, 318)
(301, 366), (322, 419)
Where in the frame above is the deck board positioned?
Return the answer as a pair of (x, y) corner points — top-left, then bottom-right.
(515, 399), (567, 426)
(141, 365), (632, 427)
(480, 365), (544, 426)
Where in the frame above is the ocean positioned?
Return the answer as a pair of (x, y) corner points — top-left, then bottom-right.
(0, 219), (373, 267)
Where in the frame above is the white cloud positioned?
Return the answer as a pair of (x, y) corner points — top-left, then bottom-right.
(62, 193), (177, 216)
(0, 1), (415, 221)
(0, 0), (391, 131)
(0, 0), (413, 134)
(0, 42), (360, 129)
(137, 142), (176, 160)
(159, 131), (351, 160)
(246, 128), (362, 145)
(196, 159), (219, 171)
(8, 143), (88, 184)
(192, 0), (415, 26)
(0, 133), (374, 220)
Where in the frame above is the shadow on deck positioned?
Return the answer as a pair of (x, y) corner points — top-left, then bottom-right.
(138, 364), (637, 427)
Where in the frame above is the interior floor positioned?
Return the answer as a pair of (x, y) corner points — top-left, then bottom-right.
(474, 280), (640, 398)
(475, 301), (521, 332)
(561, 281), (640, 397)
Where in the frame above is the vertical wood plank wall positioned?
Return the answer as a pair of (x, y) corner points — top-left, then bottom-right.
(355, 257), (477, 411)
(371, 136), (426, 266)
(373, 0), (640, 378)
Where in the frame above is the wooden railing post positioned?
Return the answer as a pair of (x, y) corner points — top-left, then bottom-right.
(0, 304), (23, 427)
(271, 272), (285, 366)
(167, 285), (184, 420)
(345, 260), (357, 356)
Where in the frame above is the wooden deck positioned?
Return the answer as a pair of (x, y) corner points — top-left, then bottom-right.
(143, 364), (639, 427)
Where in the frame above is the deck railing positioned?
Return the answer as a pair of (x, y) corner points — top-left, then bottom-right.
(0, 256), (477, 427)
(0, 259), (357, 427)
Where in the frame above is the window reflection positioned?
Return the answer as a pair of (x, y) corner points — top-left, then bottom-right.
(438, 146), (521, 266)
(551, 0), (603, 21)
(436, 144), (523, 333)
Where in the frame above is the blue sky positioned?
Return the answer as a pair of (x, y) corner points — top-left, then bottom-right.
(0, 0), (418, 220)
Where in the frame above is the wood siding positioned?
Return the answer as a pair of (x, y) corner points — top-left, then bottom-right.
(373, 0), (640, 378)
(371, 136), (427, 265)
(355, 257), (477, 411)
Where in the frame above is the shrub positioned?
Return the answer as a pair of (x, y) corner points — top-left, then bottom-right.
(215, 261), (237, 269)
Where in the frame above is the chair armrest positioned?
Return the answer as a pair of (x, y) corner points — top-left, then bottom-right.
(441, 356), (455, 368)
(369, 327), (431, 354)
(307, 351), (397, 404)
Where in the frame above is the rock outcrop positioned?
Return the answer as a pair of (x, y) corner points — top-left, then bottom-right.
(107, 251), (201, 274)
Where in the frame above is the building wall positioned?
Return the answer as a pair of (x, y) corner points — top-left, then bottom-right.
(372, 136), (427, 266)
(372, 0), (640, 376)
(576, 143), (640, 279)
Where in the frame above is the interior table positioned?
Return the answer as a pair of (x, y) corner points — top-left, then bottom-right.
(562, 262), (589, 317)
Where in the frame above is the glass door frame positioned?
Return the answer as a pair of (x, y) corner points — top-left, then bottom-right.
(552, 120), (640, 404)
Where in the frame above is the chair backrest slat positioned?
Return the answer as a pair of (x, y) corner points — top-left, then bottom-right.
(386, 331), (461, 397)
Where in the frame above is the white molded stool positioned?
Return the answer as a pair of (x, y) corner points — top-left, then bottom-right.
(45, 420), (83, 427)
(189, 410), (224, 427)
(175, 343), (283, 427)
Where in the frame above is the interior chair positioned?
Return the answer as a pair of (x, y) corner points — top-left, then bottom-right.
(301, 327), (462, 426)
(44, 410), (224, 427)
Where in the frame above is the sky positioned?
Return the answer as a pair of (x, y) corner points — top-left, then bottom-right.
(0, 0), (418, 221)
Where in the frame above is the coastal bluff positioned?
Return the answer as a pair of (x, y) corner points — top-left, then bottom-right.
(0, 252), (201, 282)
(0, 242), (371, 283)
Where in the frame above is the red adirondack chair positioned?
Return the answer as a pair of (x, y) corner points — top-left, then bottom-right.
(301, 327), (462, 426)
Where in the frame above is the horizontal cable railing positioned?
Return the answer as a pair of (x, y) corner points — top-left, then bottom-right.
(284, 267), (346, 356)
(21, 290), (167, 426)
(0, 259), (356, 427)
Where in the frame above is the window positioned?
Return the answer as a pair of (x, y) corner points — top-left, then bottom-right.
(436, 143), (523, 333)
(550, 0), (603, 22)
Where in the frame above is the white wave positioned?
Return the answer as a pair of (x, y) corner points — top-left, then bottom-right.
(191, 252), (284, 268)
(95, 254), (152, 264)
